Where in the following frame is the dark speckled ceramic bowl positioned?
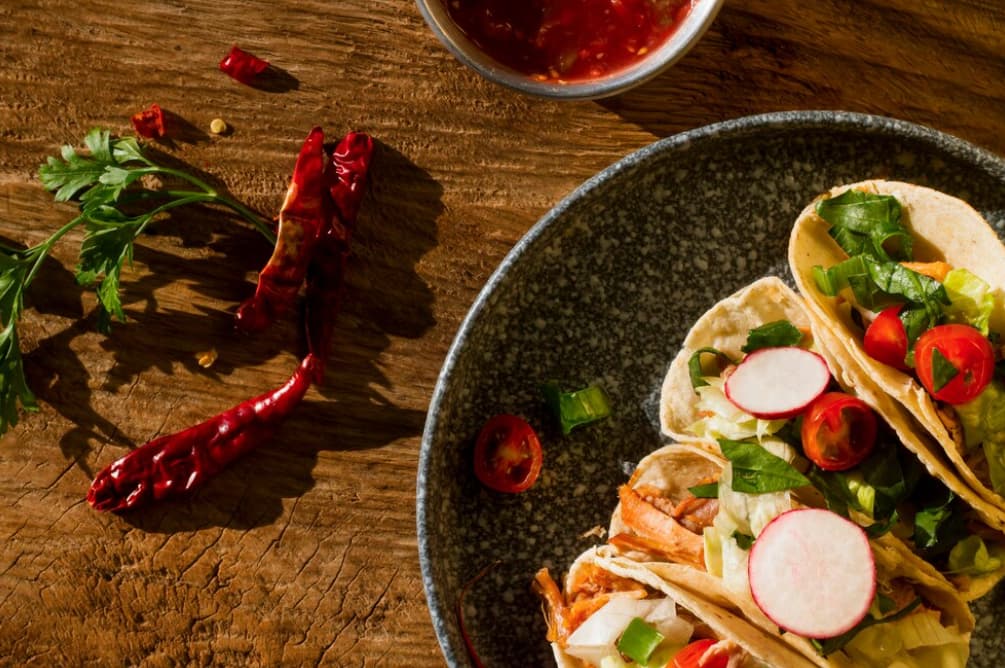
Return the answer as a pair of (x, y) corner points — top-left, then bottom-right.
(417, 111), (1005, 667)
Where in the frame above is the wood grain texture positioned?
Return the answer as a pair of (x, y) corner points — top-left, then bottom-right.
(1, 0), (1005, 665)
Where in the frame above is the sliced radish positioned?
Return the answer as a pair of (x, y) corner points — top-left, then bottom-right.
(724, 346), (830, 419)
(748, 508), (875, 639)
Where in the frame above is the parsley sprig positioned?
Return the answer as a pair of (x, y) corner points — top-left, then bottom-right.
(811, 189), (950, 345)
(0, 129), (274, 433)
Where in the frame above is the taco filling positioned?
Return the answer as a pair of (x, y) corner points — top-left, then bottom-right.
(789, 182), (1005, 508)
(610, 444), (971, 667)
(679, 314), (1004, 587)
(534, 558), (763, 667)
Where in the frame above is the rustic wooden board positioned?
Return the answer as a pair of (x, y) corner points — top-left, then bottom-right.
(2, 0), (1005, 664)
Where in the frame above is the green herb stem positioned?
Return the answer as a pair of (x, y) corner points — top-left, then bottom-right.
(23, 214), (87, 288)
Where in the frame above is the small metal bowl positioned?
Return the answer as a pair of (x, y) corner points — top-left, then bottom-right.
(416, 0), (725, 100)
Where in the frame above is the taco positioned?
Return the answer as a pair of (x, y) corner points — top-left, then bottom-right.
(788, 180), (1005, 519)
(607, 442), (973, 667)
(658, 276), (1005, 600)
(533, 545), (818, 667)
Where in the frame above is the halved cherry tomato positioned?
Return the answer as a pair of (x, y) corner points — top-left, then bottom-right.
(473, 414), (543, 493)
(863, 305), (910, 372)
(914, 324), (994, 405)
(672, 638), (727, 668)
(800, 392), (877, 471)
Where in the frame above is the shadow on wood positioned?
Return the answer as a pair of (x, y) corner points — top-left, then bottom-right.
(109, 138), (443, 532)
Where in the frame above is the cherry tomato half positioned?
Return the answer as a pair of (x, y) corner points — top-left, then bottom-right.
(672, 638), (727, 668)
(863, 305), (910, 372)
(914, 324), (994, 405)
(473, 414), (543, 493)
(800, 392), (878, 471)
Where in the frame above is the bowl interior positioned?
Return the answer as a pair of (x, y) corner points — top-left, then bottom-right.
(418, 112), (1005, 668)
(416, 0), (725, 99)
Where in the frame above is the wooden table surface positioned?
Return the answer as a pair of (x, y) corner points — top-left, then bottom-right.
(2, 0), (1005, 665)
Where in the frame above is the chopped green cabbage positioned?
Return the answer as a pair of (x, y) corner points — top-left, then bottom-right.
(706, 439), (796, 594)
(844, 610), (968, 667)
(689, 377), (787, 441)
(943, 268), (995, 335)
(600, 655), (630, 668)
(703, 527), (723, 578)
(843, 471), (877, 517)
(956, 380), (1005, 494)
(948, 535), (1004, 576)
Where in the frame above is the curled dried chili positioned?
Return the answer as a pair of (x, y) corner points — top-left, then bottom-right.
(87, 128), (374, 512)
(219, 45), (270, 85)
(235, 127), (328, 332)
(131, 103), (166, 139)
(305, 131), (374, 379)
(88, 354), (319, 511)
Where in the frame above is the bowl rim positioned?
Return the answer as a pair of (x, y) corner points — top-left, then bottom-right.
(415, 0), (726, 100)
(415, 110), (1005, 667)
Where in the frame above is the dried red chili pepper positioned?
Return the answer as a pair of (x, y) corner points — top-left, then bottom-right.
(131, 103), (166, 139)
(88, 354), (319, 512)
(87, 129), (373, 511)
(235, 127), (328, 332)
(219, 45), (270, 85)
(305, 132), (374, 379)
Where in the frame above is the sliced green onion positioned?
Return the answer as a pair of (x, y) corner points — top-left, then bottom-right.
(616, 617), (664, 664)
(541, 382), (611, 435)
(812, 256), (868, 297)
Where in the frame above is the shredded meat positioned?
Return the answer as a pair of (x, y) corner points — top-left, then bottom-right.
(935, 403), (966, 455)
(635, 484), (678, 516)
(566, 562), (647, 603)
(965, 447), (993, 488)
(700, 639), (750, 668)
(672, 495), (720, 534)
(879, 577), (917, 611)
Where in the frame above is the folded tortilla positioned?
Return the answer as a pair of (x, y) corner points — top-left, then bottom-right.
(538, 545), (819, 668)
(788, 181), (1005, 518)
(659, 276), (1005, 600)
(609, 443), (973, 668)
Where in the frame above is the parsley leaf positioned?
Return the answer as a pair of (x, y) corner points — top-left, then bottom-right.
(741, 320), (803, 353)
(732, 531), (755, 550)
(930, 347), (960, 392)
(688, 482), (719, 498)
(718, 439), (810, 493)
(815, 189), (911, 262)
(0, 129), (276, 434)
(811, 191), (951, 347)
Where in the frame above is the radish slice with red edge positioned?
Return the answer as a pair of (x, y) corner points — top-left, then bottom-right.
(748, 508), (876, 639)
(724, 346), (830, 419)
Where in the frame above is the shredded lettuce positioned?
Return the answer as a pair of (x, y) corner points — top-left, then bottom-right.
(706, 439), (796, 594)
(703, 526), (723, 577)
(943, 268), (995, 335)
(689, 377), (786, 442)
(948, 535), (1004, 576)
(956, 380), (1005, 495)
(843, 472), (877, 516)
(957, 379), (1005, 450)
(841, 607), (968, 667)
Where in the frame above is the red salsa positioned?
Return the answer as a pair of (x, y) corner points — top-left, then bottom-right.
(446, 0), (695, 82)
